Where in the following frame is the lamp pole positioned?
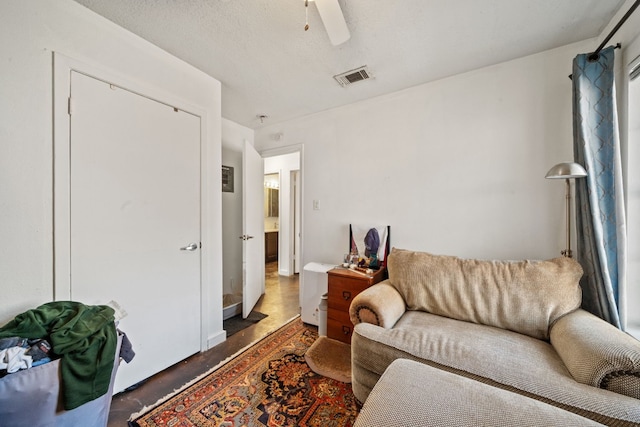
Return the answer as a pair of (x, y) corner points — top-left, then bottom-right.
(545, 162), (587, 258)
(562, 178), (572, 258)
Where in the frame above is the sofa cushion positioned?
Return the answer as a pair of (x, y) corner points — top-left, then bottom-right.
(387, 248), (583, 340)
(355, 359), (606, 427)
(351, 312), (640, 425)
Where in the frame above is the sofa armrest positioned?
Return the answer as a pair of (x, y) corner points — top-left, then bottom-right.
(349, 280), (406, 329)
(550, 309), (640, 399)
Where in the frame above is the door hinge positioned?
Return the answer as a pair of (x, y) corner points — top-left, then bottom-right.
(67, 97), (74, 115)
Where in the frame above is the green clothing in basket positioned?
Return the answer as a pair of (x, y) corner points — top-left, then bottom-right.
(0, 301), (116, 410)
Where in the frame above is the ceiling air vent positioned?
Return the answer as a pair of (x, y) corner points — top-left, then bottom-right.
(333, 66), (372, 87)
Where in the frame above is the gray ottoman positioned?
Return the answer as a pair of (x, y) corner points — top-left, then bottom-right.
(354, 359), (605, 427)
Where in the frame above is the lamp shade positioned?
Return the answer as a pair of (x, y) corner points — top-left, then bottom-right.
(545, 162), (587, 179)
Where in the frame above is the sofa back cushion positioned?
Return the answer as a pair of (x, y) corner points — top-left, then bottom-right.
(387, 248), (583, 340)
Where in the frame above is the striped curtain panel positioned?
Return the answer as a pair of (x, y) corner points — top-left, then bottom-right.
(572, 45), (627, 329)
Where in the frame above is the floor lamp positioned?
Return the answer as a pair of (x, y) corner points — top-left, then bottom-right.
(545, 162), (588, 258)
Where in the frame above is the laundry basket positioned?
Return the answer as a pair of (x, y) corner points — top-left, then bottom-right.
(0, 331), (123, 427)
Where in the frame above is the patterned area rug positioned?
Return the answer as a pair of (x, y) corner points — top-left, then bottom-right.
(131, 318), (360, 426)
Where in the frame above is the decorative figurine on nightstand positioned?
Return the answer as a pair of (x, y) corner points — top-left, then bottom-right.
(369, 252), (378, 269)
(350, 224), (389, 270)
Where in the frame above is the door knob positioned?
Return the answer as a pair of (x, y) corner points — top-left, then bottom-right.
(180, 243), (199, 251)
(239, 235), (255, 241)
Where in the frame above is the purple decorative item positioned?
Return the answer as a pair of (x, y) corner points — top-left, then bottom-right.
(364, 228), (380, 257)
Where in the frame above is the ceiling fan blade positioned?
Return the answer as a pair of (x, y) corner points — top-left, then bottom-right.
(314, 0), (350, 46)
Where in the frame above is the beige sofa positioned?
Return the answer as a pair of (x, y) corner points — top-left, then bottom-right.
(349, 248), (640, 426)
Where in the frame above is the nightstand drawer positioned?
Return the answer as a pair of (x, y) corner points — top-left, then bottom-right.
(327, 317), (353, 344)
(327, 280), (363, 312)
(327, 307), (350, 324)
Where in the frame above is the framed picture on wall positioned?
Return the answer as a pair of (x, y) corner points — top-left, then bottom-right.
(222, 165), (234, 193)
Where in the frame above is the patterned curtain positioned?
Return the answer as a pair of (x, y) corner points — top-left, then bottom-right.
(572, 45), (627, 329)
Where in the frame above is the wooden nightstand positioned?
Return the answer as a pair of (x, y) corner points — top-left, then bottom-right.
(326, 267), (385, 344)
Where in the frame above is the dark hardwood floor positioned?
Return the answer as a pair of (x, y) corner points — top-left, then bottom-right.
(108, 262), (300, 426)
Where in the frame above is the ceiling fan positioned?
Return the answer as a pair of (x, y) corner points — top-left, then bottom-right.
(304, 0), (350, 46)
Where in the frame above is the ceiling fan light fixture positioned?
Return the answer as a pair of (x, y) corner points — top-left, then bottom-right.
(313, 0), (350, 46)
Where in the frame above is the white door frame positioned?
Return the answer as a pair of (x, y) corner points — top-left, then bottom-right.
(52, 52), (214, 350)
(260, 144), (304, 278)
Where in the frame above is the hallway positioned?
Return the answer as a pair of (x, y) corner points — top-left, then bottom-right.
(108, 263), (300, 426)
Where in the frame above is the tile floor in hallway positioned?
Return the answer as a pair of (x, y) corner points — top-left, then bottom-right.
(108, 262), (300, 426)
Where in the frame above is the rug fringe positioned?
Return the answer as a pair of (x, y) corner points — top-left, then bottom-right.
(128, 314), (301, 422)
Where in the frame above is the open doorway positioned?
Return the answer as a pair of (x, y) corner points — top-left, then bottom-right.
(221, 146), (244, 320)
(264, 172), (280, 285)
(264, 152), (301, 279)
(221, 141), (302, 325)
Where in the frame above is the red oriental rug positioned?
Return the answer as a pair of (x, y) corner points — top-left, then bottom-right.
(131, 318), (360, 427)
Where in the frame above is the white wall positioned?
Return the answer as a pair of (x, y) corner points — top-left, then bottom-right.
(221, 119), (254, 298)
(264, 153), (301, 275)
(0, 0), (223, 347)
(255, 41), (595, 266)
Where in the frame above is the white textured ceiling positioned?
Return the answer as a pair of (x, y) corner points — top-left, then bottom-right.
(73, 0), (626, 129)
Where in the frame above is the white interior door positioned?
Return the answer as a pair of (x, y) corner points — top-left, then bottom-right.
(68, 71), (201, 391)
(242, 140), (265, 318)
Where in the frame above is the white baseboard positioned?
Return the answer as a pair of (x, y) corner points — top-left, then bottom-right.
(207, 329), (227, 350)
